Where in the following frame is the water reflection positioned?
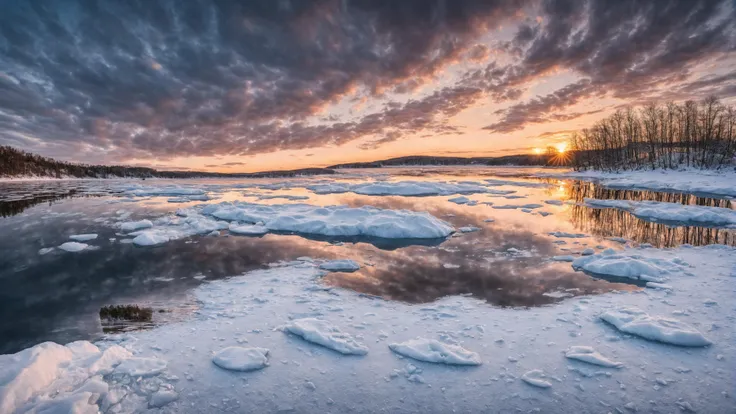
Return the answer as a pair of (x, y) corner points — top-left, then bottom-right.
(563, 181), (735, 247)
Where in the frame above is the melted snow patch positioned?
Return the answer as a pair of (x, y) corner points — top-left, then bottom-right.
(319, 259), (361, 272)
(212, 347), (270, 372)
(388, 338), (481, 366)
(600, 307), (711, 347)
(565, 346), (622, 368)
(283, 318), (368, 355)
(58, 241), (88, 252)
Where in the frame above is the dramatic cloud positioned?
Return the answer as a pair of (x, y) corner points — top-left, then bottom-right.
(0, 0), (734, 164)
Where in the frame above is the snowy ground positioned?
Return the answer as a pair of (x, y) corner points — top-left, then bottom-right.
(2, 245), (734, 413)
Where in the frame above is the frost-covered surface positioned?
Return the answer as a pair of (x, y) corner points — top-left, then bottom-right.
(282, 318), (368, 355)
(119, 201), (455, 246)
(538, 169), (736, 197)
(58, 241), (88, 252)
(2, 244), (733, 413)
(585, 198), (736, 227)
(318, 259), (360, 272)
(388, 338), (481, 366)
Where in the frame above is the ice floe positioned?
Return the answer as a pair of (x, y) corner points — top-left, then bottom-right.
(458, 226), (481, 233)
(120, 219), (153, 232)
(0, 341), (147, 413)
(228, 223), (269, 235)
(212, 347), (270, 371)
(309, 180), (492, 197)
(126, 201), (456, 244)
(521, 369), (552, 388)
(388, 338), (481, 366)
(572, 250), (683, 280)
(492, 203), (544, 210)
(548, 231), (587, 238)
(319, 259), (361, 272)
(584, 198), (736, 227)
(58, 241), (88, 252)
(282, 318), (368, 355)
(564, 346), (622, 368)
(69, 233), (98, 242)
(600, 307), (711, 347)
(448, 196), (471, 204)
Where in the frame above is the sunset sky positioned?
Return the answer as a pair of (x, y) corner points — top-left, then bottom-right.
(1, 0), (735, 172)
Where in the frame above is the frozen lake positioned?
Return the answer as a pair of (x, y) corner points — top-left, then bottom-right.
(1, 167), (734, 413)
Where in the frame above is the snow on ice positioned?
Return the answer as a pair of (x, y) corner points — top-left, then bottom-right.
(120, 219), (153, 232)
(564, 346), (622, 368)
(228, 223), (269, 235)
(572, 250), (684, 280)
(584, 198), (736, 227)
(521, 369), (552, 388)
(69, 233), (98, 242)
(388, 338), (481, 366)
(600, 307), (712, 347)
(282, 318), (369, 355)
(122, 201), (455, 246)
(211, 347), (270, 372)
(58, 241), (88, 252)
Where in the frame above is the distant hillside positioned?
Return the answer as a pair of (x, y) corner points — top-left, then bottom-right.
(0, 146), (563, 180)
(328, 154), (557, 169)
(0, 146), (335, 179)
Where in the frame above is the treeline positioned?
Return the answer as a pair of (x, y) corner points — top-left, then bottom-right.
(570, 97), (736, 171)
(0, 146), (335, 179)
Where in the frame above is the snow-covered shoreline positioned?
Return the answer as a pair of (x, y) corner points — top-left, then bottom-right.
(2, 244), (734, 413)
(536, 168), (736, 198)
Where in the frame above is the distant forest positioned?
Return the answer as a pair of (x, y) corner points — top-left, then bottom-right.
(328, 154), (556, 168)
(570, 97), (736, 171)
(0, 146), (560, 179)
(0, 146), (334, 179)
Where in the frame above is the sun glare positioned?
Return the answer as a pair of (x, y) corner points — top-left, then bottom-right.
(555, 143), (568, 153)
(533, 147), (543, 154)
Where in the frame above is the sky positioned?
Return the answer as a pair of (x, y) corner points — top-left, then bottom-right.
(0, 0), (735, 173)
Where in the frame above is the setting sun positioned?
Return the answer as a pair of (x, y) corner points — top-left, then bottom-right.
(556, 143), (568, 153)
